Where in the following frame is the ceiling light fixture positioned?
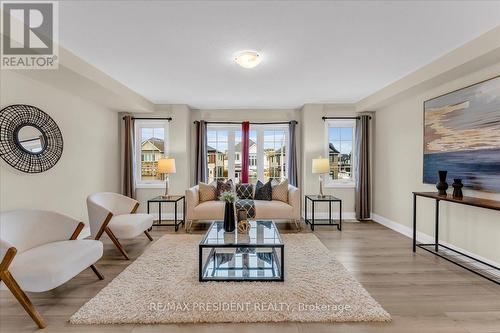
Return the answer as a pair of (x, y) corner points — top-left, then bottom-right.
(234, 50), (261, 69)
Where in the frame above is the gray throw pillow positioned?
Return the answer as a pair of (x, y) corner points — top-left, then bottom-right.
(236, 183), (254, 199)
(216, 179), (234, 198)
(254, 180), (272, 201)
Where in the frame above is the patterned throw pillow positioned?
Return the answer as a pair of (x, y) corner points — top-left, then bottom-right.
(199, 182), (217, 202)
(216, 179), (234, 198)
(236, 183), (254, 199)
(254, 180), (272, 201)
(272, 180), (289, 203)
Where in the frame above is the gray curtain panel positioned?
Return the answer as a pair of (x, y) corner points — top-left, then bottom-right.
(195, 120), (208, 184)
(287, 120), (298, 187)
(123, 115), (136, 198)
(355, 115), (371, 220)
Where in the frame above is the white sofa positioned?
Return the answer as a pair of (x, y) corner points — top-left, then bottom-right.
(0, 210), (104, 329)
(185, 184), (300, 230)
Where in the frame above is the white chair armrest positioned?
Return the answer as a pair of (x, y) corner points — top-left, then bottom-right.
(185, 185), (200, 220)
(288, 185), (300, 219)
(0, 239), (15, 264)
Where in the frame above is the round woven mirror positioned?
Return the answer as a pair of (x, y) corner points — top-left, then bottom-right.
(0, 104), (63, 173)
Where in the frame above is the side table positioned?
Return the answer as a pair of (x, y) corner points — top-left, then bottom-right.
(304, 195), (342, 231)
(147, 195), (185, 231)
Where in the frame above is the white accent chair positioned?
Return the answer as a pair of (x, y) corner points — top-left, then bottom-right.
(87, 192), (154, 260)
(0, 210), (104, 329)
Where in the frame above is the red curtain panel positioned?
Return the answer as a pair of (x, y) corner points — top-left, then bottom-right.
(241, 121), (250, 183)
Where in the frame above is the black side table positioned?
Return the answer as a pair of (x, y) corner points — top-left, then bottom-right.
(147, 195), (185, 231)
(304, 195), (342, 231)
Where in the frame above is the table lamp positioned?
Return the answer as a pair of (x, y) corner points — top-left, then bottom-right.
(158, 158), (176, 198)
(312, 157), (329, 197)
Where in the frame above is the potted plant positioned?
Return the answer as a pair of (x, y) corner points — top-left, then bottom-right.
(219, 191), (237, 232)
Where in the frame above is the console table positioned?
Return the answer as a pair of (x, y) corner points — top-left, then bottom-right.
(412, 192), (500, 284)
(147, 195), (185, 231)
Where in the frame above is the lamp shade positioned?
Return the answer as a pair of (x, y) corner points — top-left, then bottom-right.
(312, 158), (329, 174)
(158, 158), (176, 174)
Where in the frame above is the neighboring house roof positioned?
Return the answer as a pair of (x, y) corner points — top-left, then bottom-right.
(234, 139), (256, 151)
(329, 143), (340, 154)
(207, 145), (223, 154)
(142, 137), (164, 152)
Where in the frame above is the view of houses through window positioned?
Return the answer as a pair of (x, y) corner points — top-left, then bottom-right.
(327, 120), (354, 183)
(207, 124), (288, 184)
(136, 120), (168, 184)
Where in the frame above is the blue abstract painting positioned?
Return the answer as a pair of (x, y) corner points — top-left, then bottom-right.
(423, 76), (500, 192)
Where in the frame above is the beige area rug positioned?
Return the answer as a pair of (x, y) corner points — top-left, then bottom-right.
(70, 234), (390, 324)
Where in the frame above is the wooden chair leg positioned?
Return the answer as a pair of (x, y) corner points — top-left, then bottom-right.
(90, 265), (104, 280)
(0, 271), (46, 329)
(144, 230), (153, 241)
(104, 227), (130, 260)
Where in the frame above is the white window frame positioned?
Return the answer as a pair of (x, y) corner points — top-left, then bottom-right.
(207, 124), (239, 182)
(252, 124), (289, 183)
(324, 119), (356, 188)
(135, 119), (169, 188)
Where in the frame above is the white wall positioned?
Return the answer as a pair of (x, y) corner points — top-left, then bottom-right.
(0, 71), (120, 225)
(372, 63), (500, 264)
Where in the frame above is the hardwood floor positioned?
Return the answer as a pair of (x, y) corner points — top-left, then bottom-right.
(1, 221), (499, 333)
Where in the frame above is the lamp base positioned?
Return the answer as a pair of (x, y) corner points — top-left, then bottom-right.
(162, 174), (170, 198)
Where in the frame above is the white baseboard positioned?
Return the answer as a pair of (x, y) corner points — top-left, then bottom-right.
(302, 211), (356, 220)
(149, 213), (184, 221)
(371, 213), (500, 268)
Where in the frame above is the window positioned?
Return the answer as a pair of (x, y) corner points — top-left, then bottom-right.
(325, 120), (355, 186)
(135, 120), (169, 186)
(206, 124), (288, 184)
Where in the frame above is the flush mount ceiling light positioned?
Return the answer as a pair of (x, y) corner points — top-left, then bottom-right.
(234, 50), (261, 69)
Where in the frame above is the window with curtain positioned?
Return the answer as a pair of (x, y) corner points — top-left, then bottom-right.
(135, 120), (169, 186)
(325, 119), (355, 186)
(206, 124), (288, 184)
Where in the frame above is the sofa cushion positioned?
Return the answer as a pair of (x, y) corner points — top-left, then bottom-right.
(236, 183), (254, 199)
(216, 179), (233, 197)
(254, 180), (272, 201)
(199, 182), (217, 202)
(108, 214), (153, 239)
(5, 240), (103, 292)
(272, 180), (289, 203)
(254, 200), (293, 219)
(193, 200), (225, 220)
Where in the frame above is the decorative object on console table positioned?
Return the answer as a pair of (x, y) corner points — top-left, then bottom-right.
(436, 170), (448, 195)
(220, 191), (237, 232)
(158, 158), (176, 197)
(312, 157), (330, 197)
(452, 178), (464, 198)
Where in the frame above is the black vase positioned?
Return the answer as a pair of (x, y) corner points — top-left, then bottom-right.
(452, 179), (464, 198)
(436, 170), (448, 196)
(223, 201), (235, 232)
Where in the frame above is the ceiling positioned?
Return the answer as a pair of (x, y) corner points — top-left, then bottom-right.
(59, 1), (500, 109)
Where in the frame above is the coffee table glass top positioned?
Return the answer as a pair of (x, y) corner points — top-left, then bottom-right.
(200, 220), (283, 246)
(199, 220), (284, 282)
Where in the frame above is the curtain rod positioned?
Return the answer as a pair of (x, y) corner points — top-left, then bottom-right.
(193, 121), (298, 125)
(122, 116), (172, 121)
(322, 116), (372, 120)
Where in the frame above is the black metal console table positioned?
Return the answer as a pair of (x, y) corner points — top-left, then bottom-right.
(304, 195), (342, 231)
(147, 195), (185, 231)
(413, 192), (500, 285)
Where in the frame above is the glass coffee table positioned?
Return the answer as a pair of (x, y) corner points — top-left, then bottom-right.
(199, 220), (284, 282)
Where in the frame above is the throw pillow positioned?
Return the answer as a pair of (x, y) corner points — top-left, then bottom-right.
(254, 180), (272, 201)
(216, 179), (234, 198)
(199, 182), (217, 202)
(236, 183), (254, 199)
(272, 179), (289, 203)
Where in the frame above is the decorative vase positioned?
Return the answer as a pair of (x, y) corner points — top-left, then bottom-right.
(452, 178), (464, 198)
(223, 201), (236, 232)
(436, 170), (448, 195)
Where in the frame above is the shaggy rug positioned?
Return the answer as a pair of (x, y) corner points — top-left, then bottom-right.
(70, 234), (390, 324)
